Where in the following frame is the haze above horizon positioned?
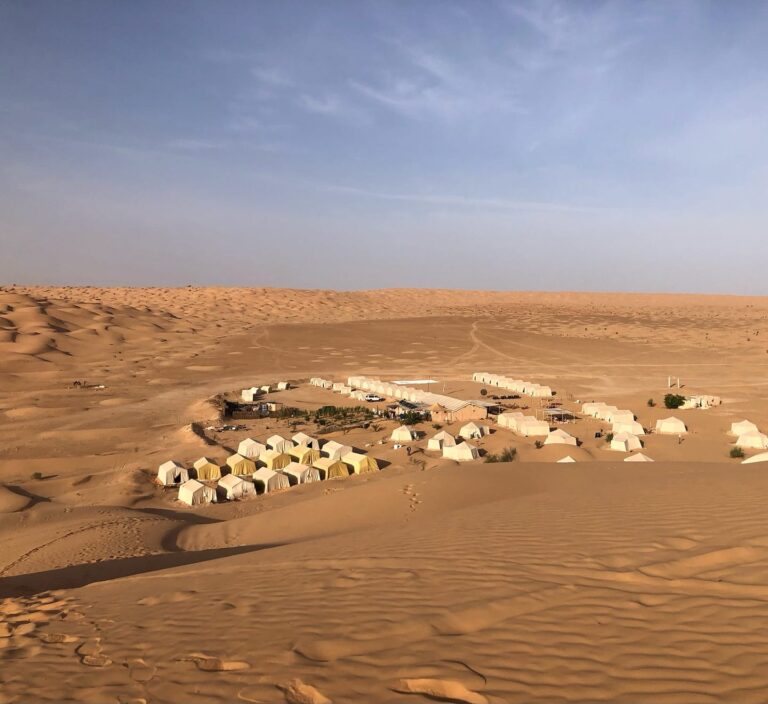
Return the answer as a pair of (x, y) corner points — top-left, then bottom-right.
(2, 1), (767, 293)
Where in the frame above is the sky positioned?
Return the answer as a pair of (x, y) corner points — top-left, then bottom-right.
(2, 0), (768, 293)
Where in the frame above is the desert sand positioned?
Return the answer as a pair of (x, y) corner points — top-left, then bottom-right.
(3, 285), (768, 702)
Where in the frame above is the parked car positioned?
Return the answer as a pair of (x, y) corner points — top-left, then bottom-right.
(365, 394), (384, 402)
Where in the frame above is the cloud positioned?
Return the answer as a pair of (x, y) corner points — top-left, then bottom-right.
(250, 65), (293, 87)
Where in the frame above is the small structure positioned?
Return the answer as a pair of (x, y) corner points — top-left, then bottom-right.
(427, 431), (457, 451)
(217, 474), (256, 500)
(257, 450), (291, 470)
(226, 453), (256, 477)
(157, 460), (189, 487)
(624, 452), (654, 462)
(260, 385), (272, 393)
(252, 467), (290, 493)
(607, 409), (635, 424)
(238, 438), (267, 459)
(610, 432), (642, 452)
(178, 479), (217, 506)
(497, 411), (525, 431)
(391, 425), (417, 443)
(612, 420), (645, 435)
(313, 458), (349, 480)
(282, 462), (321, 485)
(443, 442), (479, 462)
(288, 445), (322, 466)
(241, 387), (260, 402)
(736, 431), (768, 450)
(742, 452), (768, 464)
(266, 434), (294, 453)
(322, 440), (353, 460)
(342, 452), (379, 474)
(543, 429), (577, 446)
(517, 417), (550, 437)
(459, 422), (489, 440)
(429, 401), (488, 425)
(655, 417), (687, 435)
(557, 455), (576, 463)
(193, 457), (221, 481)
(276, 381), (290, 391)
(581, 402), (608, 417)
(731, 420), (759, 436)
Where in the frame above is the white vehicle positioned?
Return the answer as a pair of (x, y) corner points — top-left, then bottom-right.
(365, 394), (384, 402)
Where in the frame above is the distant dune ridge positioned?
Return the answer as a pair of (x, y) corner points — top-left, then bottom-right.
(3, 285), (768, 701)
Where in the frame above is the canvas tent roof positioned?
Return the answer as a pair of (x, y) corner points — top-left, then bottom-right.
(427, 431), (457, 451)
(459, 422), (489, 439)
(226, 453), (256, 476)
(312, 457), (349, 479)
(612, 420), (645, 436)
(238, 438), (267, 459)
(391, 425), (416, 443)
(731, 420), (759, 436)
(178, 479), (217, 506)
(736, 431), (768, 450)
(544, 429), (577, 446)
(517, 418), (550, 437)
(610, 433), (642, 452)
(655, 417), (687, 435)
(342, 452), (379, 474)
(282, 462), (321, 485)
(288, 446), (322, 465)
(323, 440), (353, 460)
(157, 460), (188, 486)
(217, 474), (255, 500)
(193, 457), (221, 481)
(624, 452), (654, 462)
(443, 442), (479, 461)
(742, 452), (768, 464)
(292, 432), (320, 449)
(252, 467), (290, 493)
(266, 434), (294, 452)
(257, 450), (291, 470)
(498, 411), (524, 430)
(557, 455), (576, 463)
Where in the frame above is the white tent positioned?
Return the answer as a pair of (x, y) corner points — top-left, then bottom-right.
(322, 440), (353, 460)
(427, 431), (456, 451)
(731, 420), (759, 436)
(391, 425), (416, 443)
(742, 452), (768, 464)
(217, 474), (256, 500)
(443, 442), (479, 461)
(281, 462), (321, 485)
(607, 409), (635, 424)
(544, 429), (577, 446)
(624, 453), (654, 462)
(655, 417), (687, 435)
(276, 381), (290, 391)
(610, 432), (642, 452)
(252, 467), (290, 494)
(292, 432), (320, 449)
(266, 434), (294, 453)
(581, 402), (608, 417)
(241, 387), (260, 402)
(498, 412), (524, 431)
(735, 431), (768, 450)
(178, 479), (217, 506)
(459, 422), (489, 440)
(517, 417), (550, 437)
(557, 455), (576, 463)
(612, 420), (645, 436)
(332, 382), (345, 392)
(157, 461), (189, 487)
(238, 438), (267, 459)
(260, 385), (272, 393)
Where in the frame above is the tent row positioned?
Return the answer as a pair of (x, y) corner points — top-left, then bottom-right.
(310, 377), (334, 389)
(498, 411), (550, 437)
(241, 382), (290, 401)
(581, 402), (640, 432)
(472, 372), (553, 398)
(174, 451), (380, 506)
(347, 376), (489, 423)
(423, 430), (479, 461)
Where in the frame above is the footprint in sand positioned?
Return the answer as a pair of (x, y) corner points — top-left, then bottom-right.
(392, 678), (488, 704)
(127, 657), (156, 682)
(278, 679), (332, 704)
(184, 653), (250, 672)
(39, 632), (79, 644)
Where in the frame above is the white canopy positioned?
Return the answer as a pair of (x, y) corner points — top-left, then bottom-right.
(655, 417), (687, 435)
(544, 429), (577, 446)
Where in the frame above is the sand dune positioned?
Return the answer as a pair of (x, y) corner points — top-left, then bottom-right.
(3, 285), (768, 701)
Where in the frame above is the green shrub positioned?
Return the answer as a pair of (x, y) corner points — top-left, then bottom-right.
(606, 432), (614, 443)
(484, 453), (499, 463)
(730, 446), (745, 459)
(432, 423), (443, 430)
(664, 393), (686, 409)
(30, 472), (43, 481)
(534, 440), (543, 449)
(400, 411), (423, 426)
(647, 398), (656, 407)
(499, 447), (517, 462)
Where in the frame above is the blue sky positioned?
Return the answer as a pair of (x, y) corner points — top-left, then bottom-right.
(2, 0), (767, 292)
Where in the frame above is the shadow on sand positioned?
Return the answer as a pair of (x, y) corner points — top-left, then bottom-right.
(0, 543), (281, 599)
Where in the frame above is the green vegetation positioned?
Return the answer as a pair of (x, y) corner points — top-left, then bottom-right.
(606, 432), (614, 443)
(534, 440), (543, 449)
(647, 398), (656, 407)
(400, 410), (423, 426)
(30, 472), (43, 481)
(730, 446), (745, 459)
(432, 423), (443, 430)
(664, 393), (686, 409)
(484, 447), (517, 463)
